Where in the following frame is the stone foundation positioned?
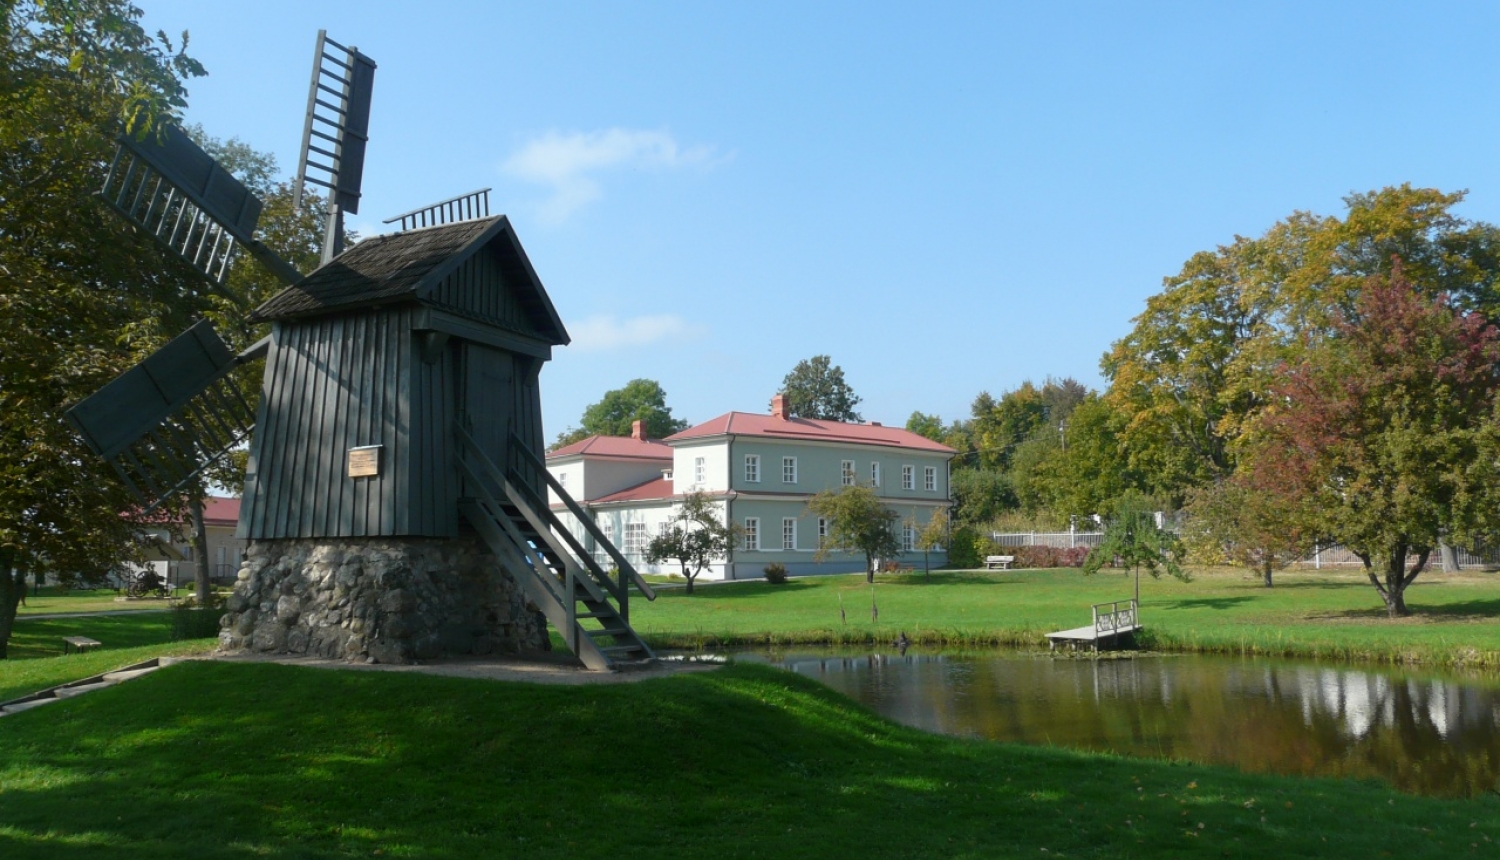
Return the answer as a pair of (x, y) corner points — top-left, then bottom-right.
(219, 536), (550, 664)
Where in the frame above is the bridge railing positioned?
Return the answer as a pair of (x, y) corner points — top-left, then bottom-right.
(1092, 599), (1138, 636)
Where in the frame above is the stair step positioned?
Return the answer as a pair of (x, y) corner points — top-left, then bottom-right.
(598, 644), (649, 655)
(575, 611), (617, 620)
(584, 627), (634, 639)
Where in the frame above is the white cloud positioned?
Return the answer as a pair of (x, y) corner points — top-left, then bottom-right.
(568, 314), (705, 351)
(502, 128), (720, 223)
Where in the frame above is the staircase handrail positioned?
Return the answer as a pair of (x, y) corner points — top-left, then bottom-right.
(508, 432), (657, 602)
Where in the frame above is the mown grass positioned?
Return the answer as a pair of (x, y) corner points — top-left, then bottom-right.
(1, 660), (1496, 859)
(1, 611), (218, 702)
(13, 588), (181, 616)
(631, 567), (1500, 666)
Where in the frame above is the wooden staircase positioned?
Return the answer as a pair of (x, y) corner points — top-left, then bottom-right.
(455, 424), (656, 670)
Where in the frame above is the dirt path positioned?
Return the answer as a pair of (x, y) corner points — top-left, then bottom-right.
(202, 650), (723, 685)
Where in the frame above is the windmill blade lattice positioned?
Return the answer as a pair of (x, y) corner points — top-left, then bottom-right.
(66, 321), (264, 514)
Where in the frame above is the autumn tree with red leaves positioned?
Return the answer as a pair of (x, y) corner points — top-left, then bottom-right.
(1243, 261), (1500, 617)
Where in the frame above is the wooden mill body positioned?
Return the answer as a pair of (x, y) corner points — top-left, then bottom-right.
(237, 215), (567, 540)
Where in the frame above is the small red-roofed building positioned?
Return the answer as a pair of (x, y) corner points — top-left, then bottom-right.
(546, 399), (955, 580)
(129, 496), (248, 589)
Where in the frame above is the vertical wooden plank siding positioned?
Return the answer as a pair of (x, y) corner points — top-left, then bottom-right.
(431, 248), (535, 334)
(239, 307), (452, 540)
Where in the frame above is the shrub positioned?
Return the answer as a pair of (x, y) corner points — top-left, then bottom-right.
(947, 526), (984, 569)
(1010, 545), (1090, 569)
(171, 604), (223, 641)
(762, 562), (788, 584)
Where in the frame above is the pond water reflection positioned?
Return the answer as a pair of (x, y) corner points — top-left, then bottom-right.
(744, 649), (1500, 797)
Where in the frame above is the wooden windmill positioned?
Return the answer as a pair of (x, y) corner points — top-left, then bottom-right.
(67, 31), (654, 670)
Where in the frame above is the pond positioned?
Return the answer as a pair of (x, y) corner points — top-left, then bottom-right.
(738, 648), (1500, 797)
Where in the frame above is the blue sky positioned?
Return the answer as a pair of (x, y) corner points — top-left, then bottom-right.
(140, 1), (1500, 438)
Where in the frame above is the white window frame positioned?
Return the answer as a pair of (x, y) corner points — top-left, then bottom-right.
(924, 466), (937, 492)
(601, 522), (614, 543)
(870, 461), (881, 487)
(743, 517), (760, 551)
(623, 522), (648, 555)
(745, 454), (760, 483)
(902, 465), (915, 491)
(559, 471), (568, 490)
(695, 457), (706, 486)
(818, 517), (828, 548)
(783, 456), (798, 484)
(783, 518), (797, 550)
(841, 460), (856, 487)
(903, 524), (916, 552)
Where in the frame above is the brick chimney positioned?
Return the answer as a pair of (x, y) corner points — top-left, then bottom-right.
(631, 419), (646, 440)
(770, 393), (788, 420)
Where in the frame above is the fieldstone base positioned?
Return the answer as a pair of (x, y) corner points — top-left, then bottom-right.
(218, 536), (550, 664)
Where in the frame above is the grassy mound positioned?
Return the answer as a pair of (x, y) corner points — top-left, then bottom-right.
(1, 660), (1495, 858)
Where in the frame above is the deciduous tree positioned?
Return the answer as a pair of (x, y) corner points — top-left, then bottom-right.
(808, 485), (900, 583)
(1083, 492), (1189, 606)
(0, 0), (207, 657)
(644, 491), (738, 595)
(1244, 262), (1500, 617)
(1182, 477), (1312, 587)
(780, 355), (862, 422)
(554, 379), (689, 448)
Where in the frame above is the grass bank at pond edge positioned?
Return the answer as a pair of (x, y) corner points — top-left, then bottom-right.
(0, 660), (1495, 859)
(631, 568), (1500, 667)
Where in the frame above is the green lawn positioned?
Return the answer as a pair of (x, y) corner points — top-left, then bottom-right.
(1, 611), (218, 702)
(1, 659), (1495, 859)
(14, 588), (181, 616)
(630, 567), (1500, 666)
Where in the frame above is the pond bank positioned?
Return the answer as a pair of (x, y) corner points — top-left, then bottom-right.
(631, 568), (1500, 669)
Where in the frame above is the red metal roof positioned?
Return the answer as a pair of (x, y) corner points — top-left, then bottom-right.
(589, 476), (678, 505)
(667, 412), (956, 454)
(202, 496), (241, 527)
(547, 435), (673, 461)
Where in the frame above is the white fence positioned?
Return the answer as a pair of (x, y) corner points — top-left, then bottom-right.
(993, 531), (1105, 549)
(994, 532), (1500, 571)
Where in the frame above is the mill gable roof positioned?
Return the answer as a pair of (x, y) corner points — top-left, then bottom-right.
(249, 216), (569, 345)
(668, 411), (957, 455)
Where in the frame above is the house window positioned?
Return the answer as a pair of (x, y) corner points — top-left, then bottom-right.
(695, 457), (706, 486)
(902, 465), (915, 491)
(601, 522), (614, 543)
(783, 456), (798, 484)
(559, 472), (567, 489)
(841, 460), (856, 486)
(903, 524), (916, 552)
(745, 454), (760, 483)
(818, 517), (828, 548)
(924, 466), (937, 492)
(870, 461), (881, 487)
(783, 518), (797, 550)
(624, 523), (648, 555)
(744, 517), (760, 551)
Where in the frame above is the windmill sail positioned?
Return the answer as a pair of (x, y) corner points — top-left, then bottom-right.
(66, 321), (263, 513)
(100, 124), (303, 289)
(294, 30), (377, 262)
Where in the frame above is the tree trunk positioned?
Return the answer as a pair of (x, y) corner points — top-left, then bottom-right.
(189, 495), (211, 604)
(684, 573), (696, 595)
(1363, 542), (1427, 618)
(1440, 542), (1460, 572)
(1262, 559), (1274, 588)
(866, 554), (876, 584)
(0, 551), (24, 660)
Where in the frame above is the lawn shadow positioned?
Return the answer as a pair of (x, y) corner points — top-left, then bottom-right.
(1156, 596), (1256, 611)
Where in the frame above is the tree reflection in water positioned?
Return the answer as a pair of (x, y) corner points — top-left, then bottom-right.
(756, 650), (1500, 797)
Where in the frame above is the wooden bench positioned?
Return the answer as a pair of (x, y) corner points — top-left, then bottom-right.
(62, 636), (101, 655)
(985, 555), (1015, 570)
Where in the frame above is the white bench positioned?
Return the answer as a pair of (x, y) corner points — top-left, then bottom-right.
(985, 555), (1015, 570)
(63, 636), (102, 655)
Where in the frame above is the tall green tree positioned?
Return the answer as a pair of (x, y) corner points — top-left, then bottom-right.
(1243, 263), (1500, 617)
(1182, 477), (1313, 588)
(553, 379), (689, 448)
(807, 485), (901, 583)
(1103, 186), (1500, 504)
(0, 0), (207, 657)
(780, 355), (862, 422)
